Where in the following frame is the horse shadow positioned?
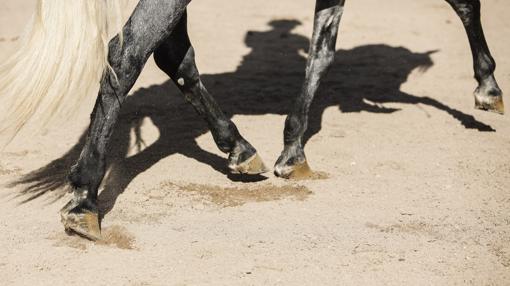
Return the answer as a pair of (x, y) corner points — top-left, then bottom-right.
(10, 19), (494, 215)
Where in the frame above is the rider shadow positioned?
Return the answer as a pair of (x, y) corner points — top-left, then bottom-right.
(10, 19), (494, 215)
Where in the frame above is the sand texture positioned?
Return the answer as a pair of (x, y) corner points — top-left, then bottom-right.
(1, 0), (509, 285)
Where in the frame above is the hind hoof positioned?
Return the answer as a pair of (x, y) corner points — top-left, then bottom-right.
(60, 203), (101, 241)
(274, 159), (314, 179)
(474, 85), (504, 115)
(229, 153), (269, 175)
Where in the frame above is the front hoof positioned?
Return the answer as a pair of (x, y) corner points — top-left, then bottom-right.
(229, 153), (269, 175)
(60, 200), (101, 241)
(474, 85), (504, 114)
(274, 159), (314, 179)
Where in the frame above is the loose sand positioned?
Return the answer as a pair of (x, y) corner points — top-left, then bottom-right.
(1, 0), (509, 285)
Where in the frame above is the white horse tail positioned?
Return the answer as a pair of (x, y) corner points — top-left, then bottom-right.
(0, 0), (125, 147)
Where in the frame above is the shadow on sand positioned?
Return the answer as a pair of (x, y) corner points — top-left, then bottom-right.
(9, 20), (494, 215)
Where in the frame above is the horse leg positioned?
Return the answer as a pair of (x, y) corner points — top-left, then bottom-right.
(275, 0), (344, 178)
(445, 0), (504, 114)
(154, 12), (268, 175)
(61, 0), (190, 240)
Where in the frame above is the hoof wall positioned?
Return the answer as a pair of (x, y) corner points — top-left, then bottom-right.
(61, 209), (101, 241)
(229, 153), (269, 175)
(475, 91), (504, 115)
(275, 160), (314, 180)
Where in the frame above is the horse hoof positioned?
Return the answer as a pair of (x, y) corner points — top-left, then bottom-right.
(60, 206), (101, 241)
(229, 153), (269, 175)
(274, 159), (314, 179)
(474, 87), (504, 115)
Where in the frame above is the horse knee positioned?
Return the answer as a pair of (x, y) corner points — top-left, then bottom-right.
(155, 42), (200, 89)
(154, 44), (179, 76)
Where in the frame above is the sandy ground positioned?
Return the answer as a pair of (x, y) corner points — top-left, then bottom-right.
(1, 0), (509, 285)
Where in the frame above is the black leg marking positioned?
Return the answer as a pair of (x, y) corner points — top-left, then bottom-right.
(445, 0), (504, 114)
(275, 0), (345, 178)
(154, 12), (268, 175)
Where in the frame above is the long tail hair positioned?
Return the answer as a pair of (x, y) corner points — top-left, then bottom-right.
(0, 0), (125, 146)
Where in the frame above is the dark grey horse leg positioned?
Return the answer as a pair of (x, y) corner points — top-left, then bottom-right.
(275, 0), (344, 178)
(153, 13), (268, 175)
(446, 0), (504, 114)
(61, 0), (190, 240)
